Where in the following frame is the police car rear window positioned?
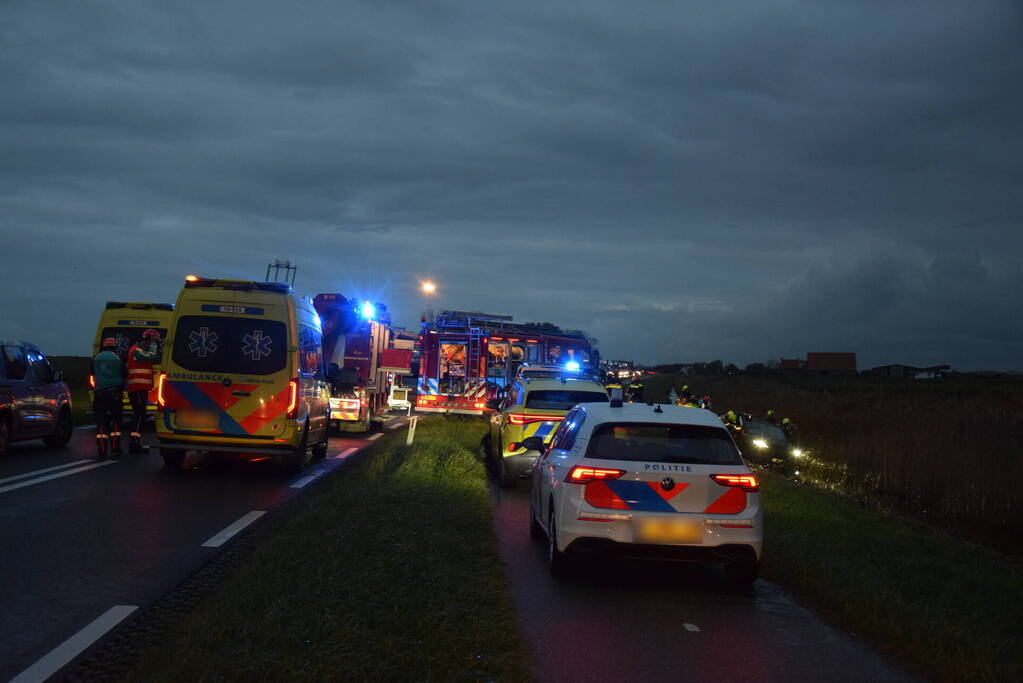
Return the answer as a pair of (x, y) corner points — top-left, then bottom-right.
(524, 390), (608, 411)
(172, 316), (287, 376)
(101, 327), (167, 361)
(586, 423), (742, 465)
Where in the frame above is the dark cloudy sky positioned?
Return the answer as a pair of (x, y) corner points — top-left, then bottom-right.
(2, 0), (1021, 370)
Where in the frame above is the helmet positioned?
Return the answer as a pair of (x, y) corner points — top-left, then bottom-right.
(682, 385), (689, 390)
(142, 328), (161, 341)
(102, 337), (117, 348)
(727, 410), (737, 420)
(767, 409), (775, 417)
(782, 418), (791, 425)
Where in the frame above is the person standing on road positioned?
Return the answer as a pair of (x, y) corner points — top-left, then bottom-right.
(125, 329), (160, 454)
(766, 409), (778, 426)
(782, 417), (799, 444)
(92, 337), (126, 457)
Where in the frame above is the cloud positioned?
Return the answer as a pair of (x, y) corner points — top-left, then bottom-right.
(1, 0), (1021, 371)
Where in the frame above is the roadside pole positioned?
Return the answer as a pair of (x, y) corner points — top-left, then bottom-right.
(406, 415), (419, 446)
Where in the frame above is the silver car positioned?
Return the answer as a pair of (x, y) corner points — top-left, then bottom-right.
(0, 340), (73, 454)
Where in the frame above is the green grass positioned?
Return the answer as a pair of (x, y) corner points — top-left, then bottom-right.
(49, 355), (92, 424)
(761, 473), (1023, 682)
(637, 373), (1023, 533)
(130, 417), (529, 682)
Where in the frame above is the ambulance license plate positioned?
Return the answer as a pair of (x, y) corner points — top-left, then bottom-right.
(635, 519), (702, 544)
(176, 408), (218, 430)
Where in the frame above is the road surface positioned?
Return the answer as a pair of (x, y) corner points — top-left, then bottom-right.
(490, 483), (918, 683)
(0, 422), (402, 682)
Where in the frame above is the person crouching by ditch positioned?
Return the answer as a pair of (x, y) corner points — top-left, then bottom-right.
(92, 337), (126, 457)
(125, 329), (160, 454)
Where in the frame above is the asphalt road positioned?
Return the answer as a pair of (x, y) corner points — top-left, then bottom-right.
(0, 421), (403, 682)
(491, 483), (919, 683)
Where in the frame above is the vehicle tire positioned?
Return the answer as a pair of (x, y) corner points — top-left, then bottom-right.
(547, 509), (573, 578)
(311, 424), (329, 462)
(43, 409), (73, 448)
(0, 416), (10, 456)
(725, 560), (760, 589)
(499, 457), (517, 489)
(285, 423), (311, 474)
(161, 449), (184, 471)
(529, 496), (543, 540)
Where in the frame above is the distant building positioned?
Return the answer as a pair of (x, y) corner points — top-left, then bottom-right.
(779, 353), (857, 375)
(806, 352), (857, 374)
(871, 364), (951, 379)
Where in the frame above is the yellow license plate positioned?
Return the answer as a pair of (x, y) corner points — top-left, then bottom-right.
(176, 408), (219, 430)
(635, 519), (703, 544)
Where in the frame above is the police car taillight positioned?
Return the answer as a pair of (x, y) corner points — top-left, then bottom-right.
(88, 374), (95, 389)
(566, 466), (626, 483)
(156, 373), (166, 407)
(509, 413), (564, 425)
(711, 474), (759, 492)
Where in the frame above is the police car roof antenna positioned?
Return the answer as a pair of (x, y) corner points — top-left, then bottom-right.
(653, 404), (663, 413)
(265, 259), (297, 286)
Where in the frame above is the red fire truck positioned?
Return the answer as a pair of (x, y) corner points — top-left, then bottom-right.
(415, 311), (599, 415)
(313, 294), (412, 431)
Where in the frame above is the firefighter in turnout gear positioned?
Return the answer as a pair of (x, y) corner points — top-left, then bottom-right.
(92, 337), (125, 456)
(125, 329), (160, 453)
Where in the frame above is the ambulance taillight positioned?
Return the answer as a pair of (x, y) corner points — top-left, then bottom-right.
(287, 380), (299, 418)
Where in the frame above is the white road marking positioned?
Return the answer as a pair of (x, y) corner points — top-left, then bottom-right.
(10, 604), (138, 683)
(0, 459), (93, 485)
(367, 433), (382, 440)
(201, 510), (265, 548)
(0, 461), (118, 494)
(684, 623), (701, 632)
(290, 471), (322, 489)
(332, 447), (359, 460)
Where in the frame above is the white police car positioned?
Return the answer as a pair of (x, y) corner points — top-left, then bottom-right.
(526, 401), (762, 586)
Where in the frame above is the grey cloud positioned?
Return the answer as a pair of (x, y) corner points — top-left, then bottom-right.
(1, 0), (1021, 370)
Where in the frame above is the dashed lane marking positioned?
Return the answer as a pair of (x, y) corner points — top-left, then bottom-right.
(0, 459), (94, 485)
(332, 447), (359, 459)
(0, 461), (118, 495)
(684, 623), (701, 632)
(10, 604), (138, 683)
(290, 471), (323, 489)
(201, 511), (266, 548)
(367, 433), (382, 440)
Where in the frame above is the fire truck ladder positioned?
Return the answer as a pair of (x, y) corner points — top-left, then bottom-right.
(467, 325), (483, 380)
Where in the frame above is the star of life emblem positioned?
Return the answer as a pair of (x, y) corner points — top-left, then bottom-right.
(188, 327), (219, 358)
(242, 330), (272, 361)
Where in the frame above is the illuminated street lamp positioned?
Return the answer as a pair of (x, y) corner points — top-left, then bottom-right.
(421, 280), (437, 294)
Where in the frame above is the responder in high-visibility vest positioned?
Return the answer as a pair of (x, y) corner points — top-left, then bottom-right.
(629, 380), (645, 403)
(680, 384), (692, 401)
(92, 337), (125, 456)
(766, 409), (778, 426)
(125, 329), (160, 454)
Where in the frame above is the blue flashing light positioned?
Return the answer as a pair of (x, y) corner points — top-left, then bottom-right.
(564, 360), (581, 372)
(360, 301), (376, 320)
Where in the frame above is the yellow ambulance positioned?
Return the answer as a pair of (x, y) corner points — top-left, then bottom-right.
(91, 302), (175, 413)
(156, 276), (330, 472)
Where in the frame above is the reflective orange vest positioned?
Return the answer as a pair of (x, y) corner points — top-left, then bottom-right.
(125, 343), (156, 391)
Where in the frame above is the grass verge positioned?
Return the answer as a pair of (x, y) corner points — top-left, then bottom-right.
(129, 417), (529, 682)
(761, 473), (1022, 682)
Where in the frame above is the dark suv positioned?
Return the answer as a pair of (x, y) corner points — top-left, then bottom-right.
(0, 340), (73, 455)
